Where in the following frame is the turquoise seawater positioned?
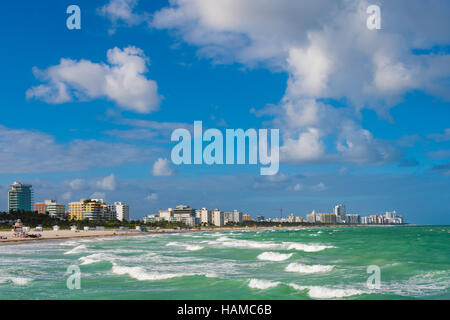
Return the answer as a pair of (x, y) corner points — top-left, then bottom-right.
(0, 226), (449, 300)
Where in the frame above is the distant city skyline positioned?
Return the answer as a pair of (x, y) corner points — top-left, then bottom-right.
(5, 180), (404, 226)
(0, 1), (449, 225)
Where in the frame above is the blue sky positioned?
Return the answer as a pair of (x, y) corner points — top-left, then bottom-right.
(0, 0), (449, 224)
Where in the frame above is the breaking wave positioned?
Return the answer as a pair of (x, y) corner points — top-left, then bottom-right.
(257, 252), (293, 261)
(285, 263), (335, 274)
(248, 279), (280, 290)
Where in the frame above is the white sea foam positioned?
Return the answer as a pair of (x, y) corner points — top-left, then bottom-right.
(112, 264), (193, 281)
(248, 279), (280, 290)
(0, 277), (33, 286)
(111, 263), (215, 281)
(60, 240), (80, 246)
(285, 263), (335, 274)
(379, 270), (450, 297)
(79, 253), (112, 265)
(10, 277), (32, 285)
(257, 252), (293, 262)
(64, 244), (87, 255)
(282, 242), (336, 252)
(209, 238), (279, 250)
(185, 245), (204, 251)
(206, 236), (335, 252)
(166, 241), (204, 251)
(289, 284), (365, 299)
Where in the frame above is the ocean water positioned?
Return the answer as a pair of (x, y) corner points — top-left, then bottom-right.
(0, 226), (449, 300)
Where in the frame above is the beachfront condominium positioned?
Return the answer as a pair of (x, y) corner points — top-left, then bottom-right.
(212, 209), (224, 227)
(114, 202), (130, 222)
(199, 208), (213, 225)
(306, 210), (320, 223)
(8, 181), (33, 212)
(33, 200), (66, 217)
(346, 214), (361, 224)
(320, 213), (337, 224)
(69, 199), (105, 220)
(334, 204), (346, 223)
(243, 214), (252, 221)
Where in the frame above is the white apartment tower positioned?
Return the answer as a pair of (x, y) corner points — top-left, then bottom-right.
(334, 204), (346, 222)
(114, 202), (130, 222)
(212, 209), (224, 227)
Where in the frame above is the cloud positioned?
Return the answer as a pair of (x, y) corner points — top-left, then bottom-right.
(0, 125), (153, 173)
(145, 193), (158, 201)
(431, 162), (450, 176)
(96, 174), (117, 191)
(90, 192), (107, 199)
(149, 0), (449, 167)
(428, 150), (450, 160)
(26, 46), (161, 113)
(69, 178), (85, 190)
(152, 157), (175, 176)
(103, 110), (193, 141)
(428, 129), (450, 142)
(99, 0), (142, 24)
(104, 128), (159, 141)
(152, 0), (450, 107)
(311, 182), (326, 192)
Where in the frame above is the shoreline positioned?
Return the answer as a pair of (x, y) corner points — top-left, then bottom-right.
(0, 224), (400, 245)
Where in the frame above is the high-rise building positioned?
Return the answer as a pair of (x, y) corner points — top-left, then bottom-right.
(33, 202), (47, 214)
(232, 210), (243, 223)
(243, 214), (252, 221)
(288, 213), (295, 223)
(8, 182), (33, 212)
(212, 209), (224, 226)
(320, 213), (337, 224)
(34, 200), (66, 217)
(199, 208), (213, 225)
(385, 210), (397, 220)
(69, 199), (104, 220)
(223, 211), (234, 224)
(307, 210), (320, 223)
(334, 204), (346, 223)
(345, 214), (361, 224)
(114, 202), (130, 222)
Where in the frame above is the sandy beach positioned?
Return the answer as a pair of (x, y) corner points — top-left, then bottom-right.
(0, 226), (286, 244)
(0, 224), (384, 245)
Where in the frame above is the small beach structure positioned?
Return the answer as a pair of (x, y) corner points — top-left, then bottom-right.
(11, 219), (27, 238)
(35, 225), (43, 232)
(53, 225), (60, 231)
(70, 226), (78, 231)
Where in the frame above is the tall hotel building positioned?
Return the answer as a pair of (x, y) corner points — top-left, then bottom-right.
(69, 199), (104, 220)
(8, 181), (33, 212)
(114, 202), (130, 222)
(33, 200), (66, 217)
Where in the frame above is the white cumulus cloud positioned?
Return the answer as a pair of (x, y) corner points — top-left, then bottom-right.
(152, 157), (175, 176)
(26, 46), (161, 113)
(96, 174), (117, 191)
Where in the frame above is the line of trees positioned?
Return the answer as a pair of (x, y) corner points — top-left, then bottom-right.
(1, 211), (335, 231)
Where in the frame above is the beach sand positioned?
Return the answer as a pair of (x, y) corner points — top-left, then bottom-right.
(0, 226), (282, 244)
(0, 224), (378, 245)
